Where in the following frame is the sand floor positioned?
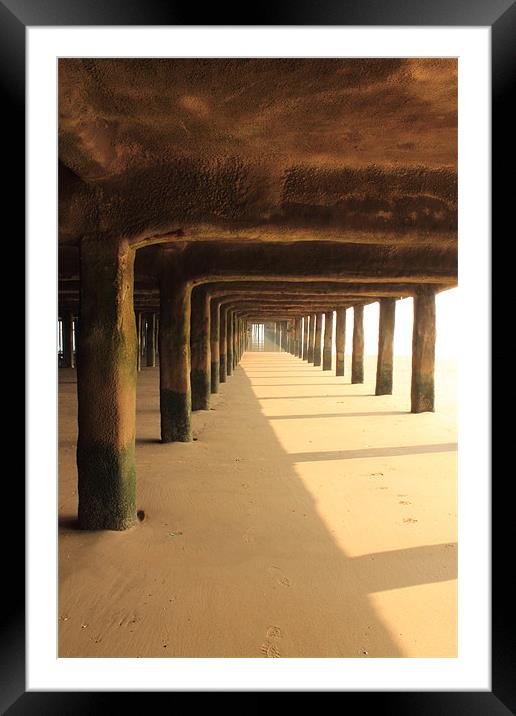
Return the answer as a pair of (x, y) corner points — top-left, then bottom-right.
(58, 351), (457, 658)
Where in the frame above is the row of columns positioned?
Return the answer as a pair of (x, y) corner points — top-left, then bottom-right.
(72, 240), (437, 531)
(281, 296), (434, 414)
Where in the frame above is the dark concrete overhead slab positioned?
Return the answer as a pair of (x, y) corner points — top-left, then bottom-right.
(58, 58), (457, 249)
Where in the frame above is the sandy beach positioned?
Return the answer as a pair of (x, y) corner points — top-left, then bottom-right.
(58, 351), (457, 658)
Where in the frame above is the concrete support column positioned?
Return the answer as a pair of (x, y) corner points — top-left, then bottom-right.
(136, 311), (143, 371)
(159, 259), (192, 443)
(296, 317), (302, 357)
(190, 286), (211, 410)
(302, 316), (309, 360)
(323, 311), (333, 370)
(210, 298), (220, 393)
(233, 313), (238, 369)
(62, 310), (75, 368)
(146, 313), (157, 368)
(375, 298), (396, 395)
(281, 321), (288, 352)
(411, 291), (436, 413)
(335, 309), (346, 377)
(227, 309), (234, 376)
(219, 305), (228, 383)
(307, 314), (316, 363)
(76, 237), (137, 531)
(352, 305), (364, 384)
(314, 313), (323, 367)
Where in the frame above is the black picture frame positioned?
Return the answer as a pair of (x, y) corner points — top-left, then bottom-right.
(7, 0), (507, 711)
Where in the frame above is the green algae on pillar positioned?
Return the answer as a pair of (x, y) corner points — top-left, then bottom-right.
(314, 313), (323, 367)
(159, 255), (192, 442)
(375, 298), (396, 395)
(411, 290), (436, 413)
(210, 298), (220, 393)
(323, 311), (333, 370)
(190, 285), (211, 410)
(76, 237), (137, 531)
(335, 309), (346, 377)
(352, 305), (364, 384)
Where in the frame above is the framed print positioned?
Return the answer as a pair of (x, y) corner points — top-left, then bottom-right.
(6, 0), (509, 711)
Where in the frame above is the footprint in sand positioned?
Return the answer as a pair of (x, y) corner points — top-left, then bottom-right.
(270, 565), (292, 588)
(261, 625), (282, 657)
(260, 641), (281, 657)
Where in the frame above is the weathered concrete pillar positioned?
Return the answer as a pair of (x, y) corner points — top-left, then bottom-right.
(296, 317), (303, 357)
(136, 311), (143, 372)
(281, 321), (288, 352)
(302, 316), (309, 360)
(146, 313), (157, 368)
(227, 309), (234, 376)
(352, 305), (364, 384)
(159, 259), (192, 442)
(77, 237), (137, 531)
(375, 298), (396, 395)
(335, 309), (346, 377)
(411, 291), (436, 413)
(219, 305), (228, 383)
(313, 313), (323, 367)
(155, 317), (159, 366)
(61, 310), (75, 368)
(233, 313), (238, 369)
(210, 299), (220, 393)
(323, 311), (333, 370)
(190, 286), (211, 410)
(307, 313), (316, 363)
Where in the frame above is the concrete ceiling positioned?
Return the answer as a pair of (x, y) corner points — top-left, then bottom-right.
(58, 58), (457, 250)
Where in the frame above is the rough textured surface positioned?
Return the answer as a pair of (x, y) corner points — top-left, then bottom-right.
(209, 298), (220, 394)
(159, 257), (192, 442)
(352, 305), (365, 384)
(219, 305), (228, 383)
(190, 286), (211, 410)
(314, 314), (323, 367)
(58, 59), (457, 247)
(323, 311), (334, 371)
(76, 237), (137, 530)
(411, 292), (436, 413)
(375, 299), (396, 395)
(335, 309), (346, 377)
